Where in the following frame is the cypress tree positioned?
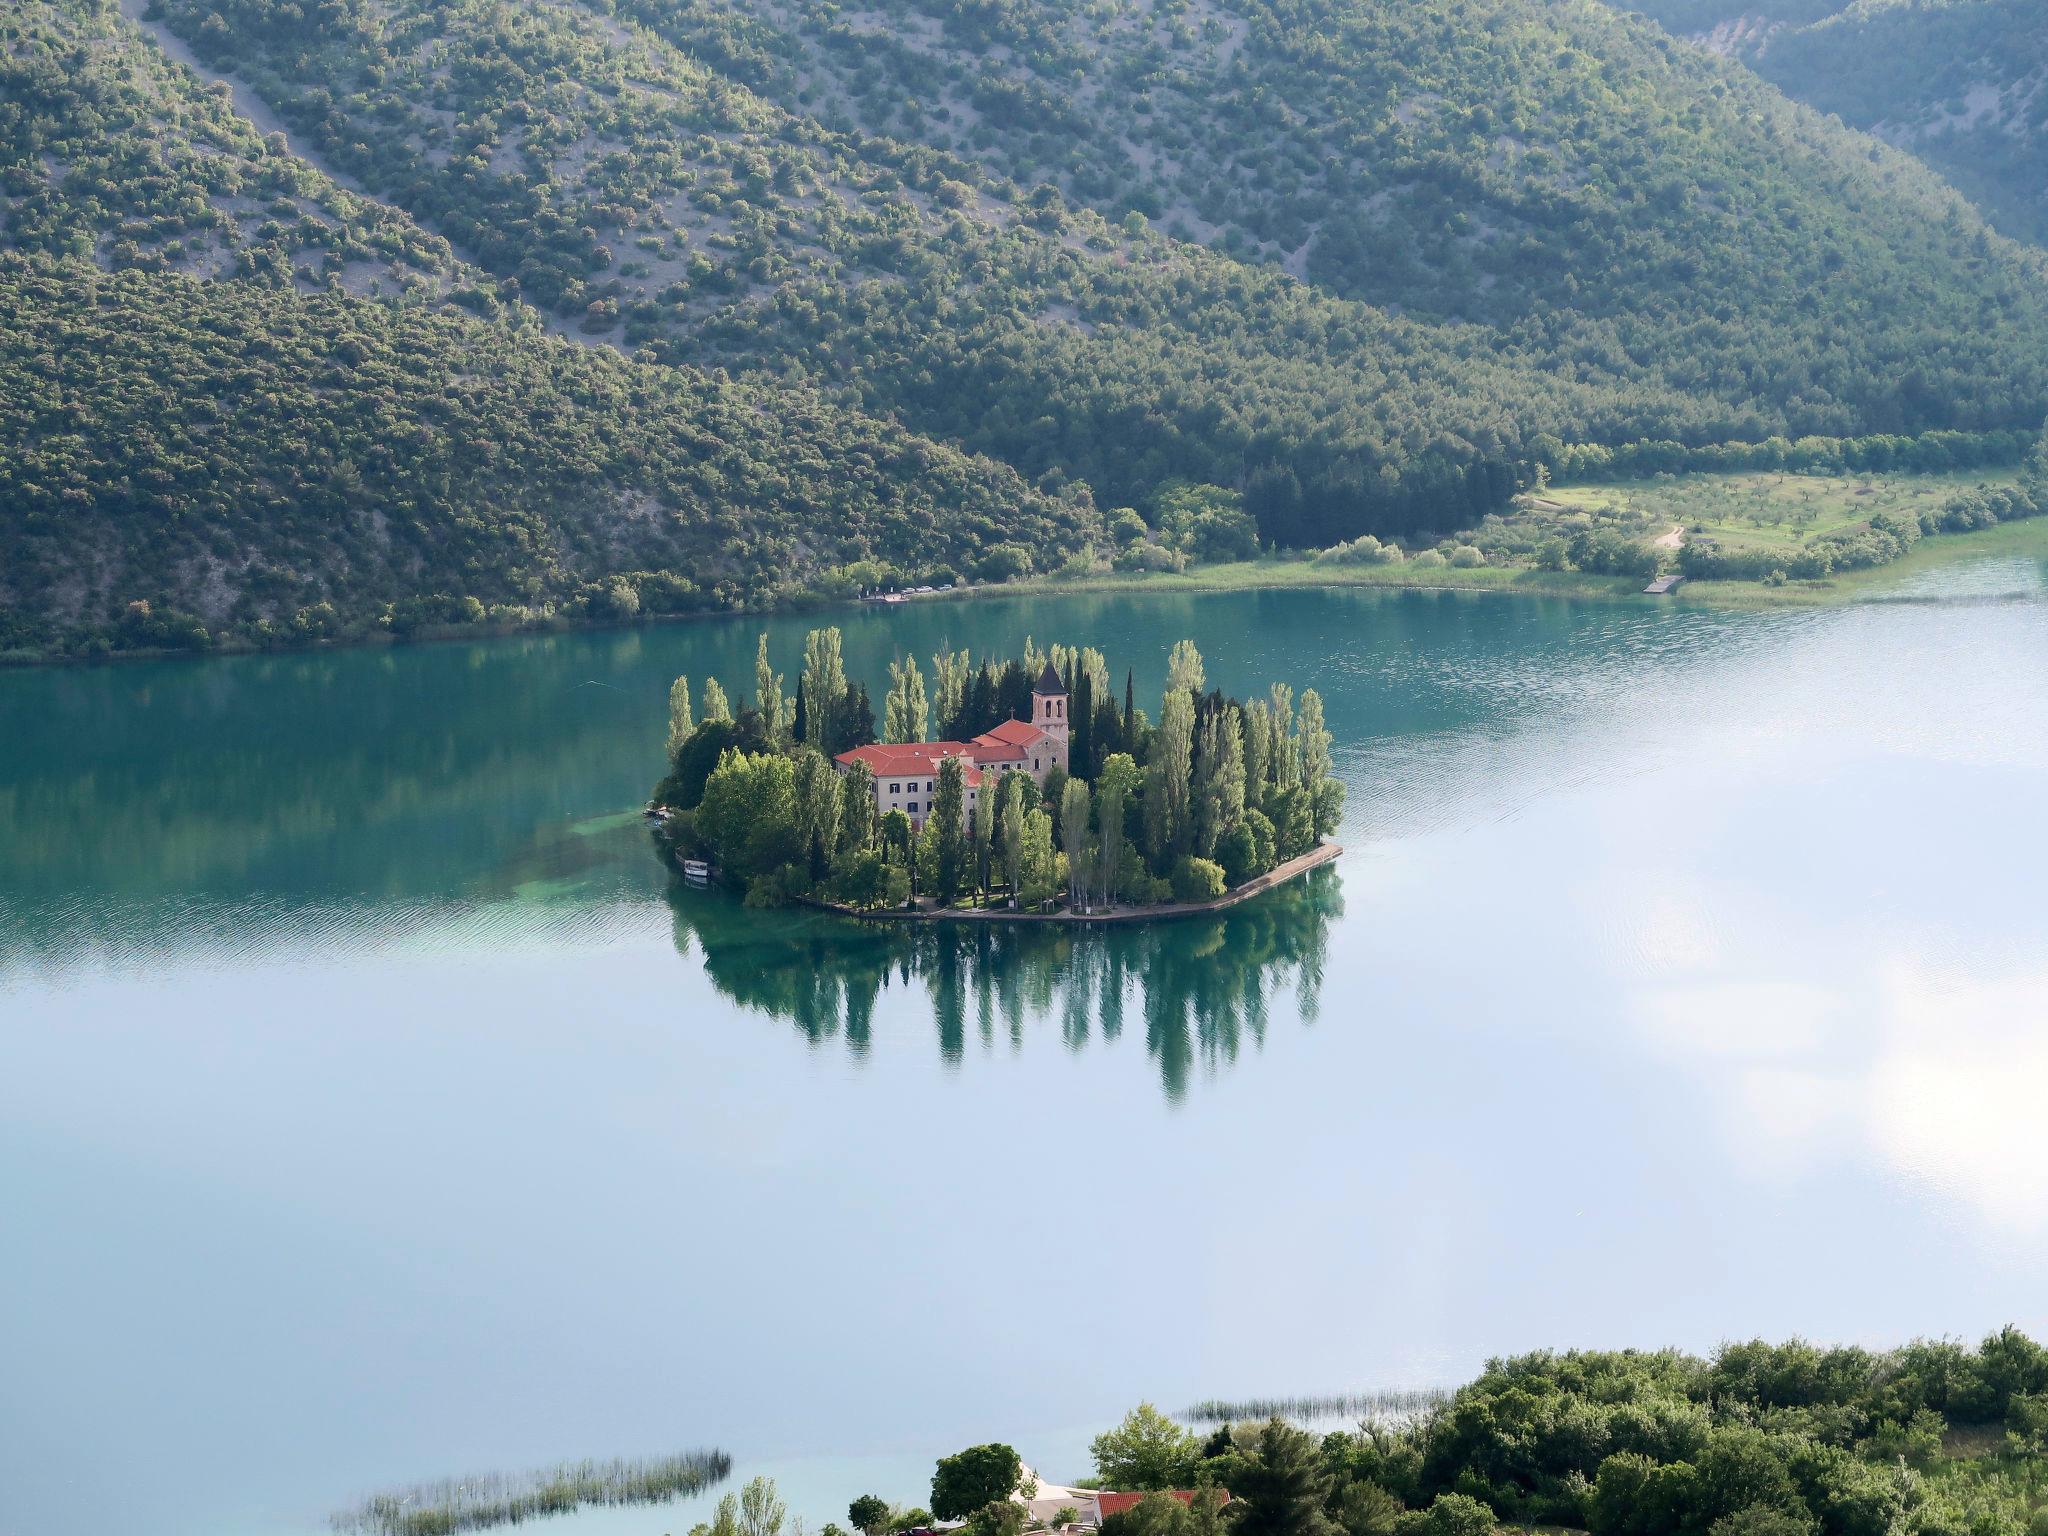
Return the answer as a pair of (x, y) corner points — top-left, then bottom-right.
(1124, 668), (1136, 732)
(793, 676), (808, 744)
(1071, 668), (1094, 778)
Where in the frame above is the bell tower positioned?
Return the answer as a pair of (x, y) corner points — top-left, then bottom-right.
(1032, 660), (1069, 770)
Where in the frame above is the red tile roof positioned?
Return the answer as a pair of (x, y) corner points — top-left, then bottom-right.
(834, 743), (987, 787)
(1095, 1493), (1227, 1521)
(974, 717), (1050, 752)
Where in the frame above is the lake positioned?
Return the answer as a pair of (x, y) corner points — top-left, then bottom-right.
(5, 564), (2048, 1536)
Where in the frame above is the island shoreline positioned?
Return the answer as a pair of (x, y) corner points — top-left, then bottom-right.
(772, 841), (1343, 925)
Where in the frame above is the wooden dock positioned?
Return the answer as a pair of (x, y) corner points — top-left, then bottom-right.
(1643, 574), (1686, 595)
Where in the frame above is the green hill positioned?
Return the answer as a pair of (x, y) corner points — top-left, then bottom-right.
(142, 0), (2048, 542)
(11, 0), (2048, 655)
(0, 0), (1096, 655)
(1630, 1), (2048, 249)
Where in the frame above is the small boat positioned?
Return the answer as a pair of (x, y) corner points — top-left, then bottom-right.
(681, 858), (711, 885)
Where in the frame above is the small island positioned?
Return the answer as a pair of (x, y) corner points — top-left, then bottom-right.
(651, 630), (1342, 918)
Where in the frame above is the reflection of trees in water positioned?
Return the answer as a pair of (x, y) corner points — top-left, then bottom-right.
(667, 868), (1342, 1100)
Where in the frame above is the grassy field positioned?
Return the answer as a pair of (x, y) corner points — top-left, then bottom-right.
(975, 506), (2048, 614)
(1543, 468), (2024, 554)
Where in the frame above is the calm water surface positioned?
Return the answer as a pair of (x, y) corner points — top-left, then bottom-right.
(5, 569), (2048, 1536)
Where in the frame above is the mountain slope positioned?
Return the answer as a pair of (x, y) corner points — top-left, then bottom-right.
(0, 0), (1096, 654)
(144, 0), (2048, 548)
(1633, 1), (2048, 249)
(573, 0), (2048, 389)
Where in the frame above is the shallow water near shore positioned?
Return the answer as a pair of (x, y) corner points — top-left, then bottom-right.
(4, 560), (2048, 1536)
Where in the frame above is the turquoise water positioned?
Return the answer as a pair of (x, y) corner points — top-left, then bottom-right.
(4, 567), (2047, 1536)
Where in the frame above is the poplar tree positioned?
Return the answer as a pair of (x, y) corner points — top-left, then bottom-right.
(1153, 685), (1195, 857)
(701, 677), (733, 723)
(1059, 777), (1095, 908)
(1244, 697), (1273, 800)
(754, 634), (786, 741)
(1167, 638), (1205, 696)
(1194, 704), (1245, 857)
(931, 646), (970, 735)
(918, 756), (968, 902)
(839, 759), (877, 852)
(1298, 688), (1343, 836)
(1268, 683), (1297, 788)
(1000, 774), (1026, 904)
(664, 675), (694, 765)
(801, 627), (847, 750)
(885, 654), (930, 743)
(974, 779), (998, 900)
(1094, 753), (1139, 904)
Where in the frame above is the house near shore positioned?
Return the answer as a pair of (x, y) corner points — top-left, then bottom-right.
(1011, 1472), (1230, 1531)
(834, 661), (1070, 829)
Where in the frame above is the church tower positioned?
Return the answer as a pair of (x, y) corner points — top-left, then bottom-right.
(1032, 660), (1069, 771)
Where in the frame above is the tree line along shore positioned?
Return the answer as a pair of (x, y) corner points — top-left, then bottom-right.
(816, 1332), (2048, 1536)
(651, 634), (1342, 915)
(322, 1330), (2048, 1536)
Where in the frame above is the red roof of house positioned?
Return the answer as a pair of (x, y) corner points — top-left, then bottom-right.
(834, 743), (987, 787)
(1095, 1493), (1227, 1521)
(974, 717), (1049, 753)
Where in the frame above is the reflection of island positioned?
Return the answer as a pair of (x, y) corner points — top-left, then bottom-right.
(665, 865), (1343, 1100)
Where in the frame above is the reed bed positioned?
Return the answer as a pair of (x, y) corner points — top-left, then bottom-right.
(1180, 1390), (1451, 1426)
(331, 1449), (731, 1536)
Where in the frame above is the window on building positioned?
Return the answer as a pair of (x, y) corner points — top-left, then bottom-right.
(907, 802), (919, 813)
(889, 782), (900, 793)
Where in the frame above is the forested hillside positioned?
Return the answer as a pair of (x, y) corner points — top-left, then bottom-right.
(9, 0), (2048, 656)
(1630, 1), (2048, 249)
(0, 0), (1096, 654)
(143, 0), (2048, 536)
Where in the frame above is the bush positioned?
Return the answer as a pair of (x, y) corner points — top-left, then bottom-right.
(1409, 549), (1447, 569)
(1447, 544), (1485, 568)
(1417, 1495), (1497, 1536)
(1169, 855), (1227, 903)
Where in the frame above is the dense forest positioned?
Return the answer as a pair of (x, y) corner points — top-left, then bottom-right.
(1046, 1332), (2048, 1536)
(1625, 1), (2048, 248)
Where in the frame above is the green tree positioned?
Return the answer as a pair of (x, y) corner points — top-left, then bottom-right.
(917, 755), (969, 903)
(1095, 752), (1140, 905)
(850, 1495), (891, 1536)
(887, 654), (931, 743)
(696, 749), (799, 881)
(1243, 699), (1274, 802)
(792, 747), (842, 880)
(840, 759), (879, 852)
(932, 1445), (1026, 1522)
(756, 635), (787, 742)
(664, 675), (695, 765)
(1296, 689), (1343, 837)
(739, 1476), (788, 1536)
(1229, 1419), (1338, 1536)
(1268, 685), (1297, 790)
(1060, 775), (1096, 908)
(1092, 1403), (1200, 1491)
(802, 627), (848, 751)
(1152, 687), (1196, 860)
(1017, 807), (1060, 908)
(1194, 705), (1245, 857)
(1000, 775), (1026, 903)
(702, 677), (733, 724)
(932, 645), (971, 733)
(1167, 638), (1206, 696)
